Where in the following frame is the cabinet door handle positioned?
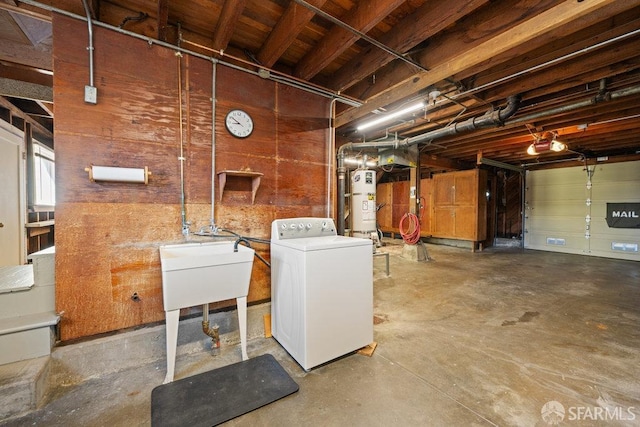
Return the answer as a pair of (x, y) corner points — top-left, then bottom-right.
(0, 222), (4, 228)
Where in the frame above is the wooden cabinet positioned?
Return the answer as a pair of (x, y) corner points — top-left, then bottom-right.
(376, 183), (393, 231)
(432, 169), (487, 242)
(376, 181), (410, 233)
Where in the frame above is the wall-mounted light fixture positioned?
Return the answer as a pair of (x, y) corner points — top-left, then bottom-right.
(357, 101), (425, 132)
(526, 131), (567, 155)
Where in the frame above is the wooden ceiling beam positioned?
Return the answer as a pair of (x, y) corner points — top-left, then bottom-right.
(157, 0), (169, 41)
(477, 43), (640, 104)
(212, 0), (248, 52)
(256, 0), (328, 68)
(335, 0), (630, 129)
(0, 61), (52, 87)
(293, 0), (404, 81)
(327, 0), (488, 93)
(354, 2), (638, 110)
(0, 2), (51, 21)
(0, 38), (51, 71)
(341, 0), (559, 108)
(468, 12), (640, 94)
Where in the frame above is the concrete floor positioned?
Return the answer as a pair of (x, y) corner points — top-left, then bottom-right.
(1, 240), (639, 426)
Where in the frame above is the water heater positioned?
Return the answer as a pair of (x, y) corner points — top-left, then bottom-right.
(351, 169), (377, 238)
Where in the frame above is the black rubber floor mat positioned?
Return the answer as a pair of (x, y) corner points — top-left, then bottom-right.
(151, 354), (299, 426)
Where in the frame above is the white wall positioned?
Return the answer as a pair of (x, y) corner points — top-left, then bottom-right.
(524, 160), (640, 261)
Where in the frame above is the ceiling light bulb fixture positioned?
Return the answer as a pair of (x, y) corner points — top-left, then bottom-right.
(357, 101), (425, 132)
(526, 131), (568, 155)
(550, 140), (567, 152)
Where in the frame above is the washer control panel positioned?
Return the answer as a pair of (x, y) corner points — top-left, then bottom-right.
(271, 217), (337, 240)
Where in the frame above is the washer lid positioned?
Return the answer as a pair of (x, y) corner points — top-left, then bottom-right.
(271, 235), (372, 251)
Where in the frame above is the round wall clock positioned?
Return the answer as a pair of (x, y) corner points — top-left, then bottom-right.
(225, 109), (254, 138)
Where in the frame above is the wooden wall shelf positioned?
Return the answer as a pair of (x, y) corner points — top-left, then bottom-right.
(217, 170), (263, 204)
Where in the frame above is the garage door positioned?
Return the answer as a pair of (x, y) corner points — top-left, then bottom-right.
(524, 161), (640, 261)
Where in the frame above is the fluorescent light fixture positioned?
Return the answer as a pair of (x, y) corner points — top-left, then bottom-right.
(357, 101), (425, 131)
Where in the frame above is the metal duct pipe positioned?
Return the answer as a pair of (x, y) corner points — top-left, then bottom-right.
(506, 83), (640, 127)
(406, 95), (521, 145)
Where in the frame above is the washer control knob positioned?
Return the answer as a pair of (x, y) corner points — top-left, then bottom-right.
(290, 223), (297, 230)
(299, 223), (305, 230)
(306, 223), (312, 230)
(321, 221), (328, 229)
(281, 223), (287, 230)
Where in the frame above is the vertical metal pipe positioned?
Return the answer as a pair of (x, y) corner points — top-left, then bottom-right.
(337, 152), (346, 235)
(202, 303), (209, 323)
(177, 52), (188, 235)
(80, 0), (94, 87)
(327, 99), (338, 218)
(211, 60), (217, 229)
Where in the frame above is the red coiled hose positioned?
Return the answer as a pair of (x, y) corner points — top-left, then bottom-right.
(399, 213), (421, 245)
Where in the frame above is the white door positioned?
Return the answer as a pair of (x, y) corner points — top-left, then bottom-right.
(0, 122), (26, 266)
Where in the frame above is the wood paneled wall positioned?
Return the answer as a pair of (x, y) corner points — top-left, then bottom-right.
(53, 14), (330, 340)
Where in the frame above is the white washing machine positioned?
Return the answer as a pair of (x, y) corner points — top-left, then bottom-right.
(270, 217), (373, 370)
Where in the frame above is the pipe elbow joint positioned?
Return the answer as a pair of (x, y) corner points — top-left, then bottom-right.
(497, 94), (522, 123)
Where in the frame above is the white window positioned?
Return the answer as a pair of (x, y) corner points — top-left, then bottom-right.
(33, 142), (55, 208)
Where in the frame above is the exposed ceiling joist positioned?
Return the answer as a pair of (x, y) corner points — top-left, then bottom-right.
(328, 0), (488, 93)
(212, 0), (248, 52)
(257, 0), (328, 67)
(294, 0), (404, 81)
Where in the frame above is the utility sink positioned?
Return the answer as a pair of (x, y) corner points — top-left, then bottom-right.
(159, 241), (255, 383)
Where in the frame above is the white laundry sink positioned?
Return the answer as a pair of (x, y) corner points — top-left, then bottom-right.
(158, 241), (255, 383)
(159, 241), (255, 310)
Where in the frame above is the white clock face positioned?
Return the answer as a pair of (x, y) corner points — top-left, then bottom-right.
(225, 109), (254, 138)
